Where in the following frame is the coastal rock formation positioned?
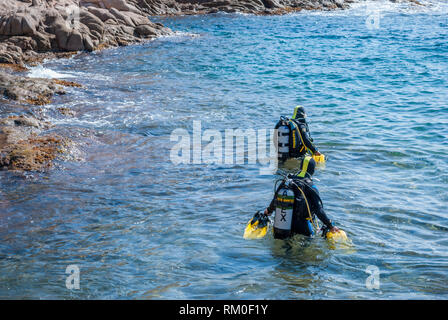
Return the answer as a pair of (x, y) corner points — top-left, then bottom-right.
(0, 0), (172, 66)
(128, 0), (352, 15)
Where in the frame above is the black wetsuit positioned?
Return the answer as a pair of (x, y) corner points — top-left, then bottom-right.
(293, 119), (319, 156)
(267, 177), (333, 238)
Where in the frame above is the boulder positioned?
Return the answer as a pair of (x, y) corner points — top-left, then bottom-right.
(82, 0), (141, 13)
(135, 24), (158, 37)
(87, 7), (117, 22)
(0, 14), (38, 36)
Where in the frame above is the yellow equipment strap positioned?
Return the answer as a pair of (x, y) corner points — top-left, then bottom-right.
(298, 155), (312, 178)
(292, 128), (297, 149)
(287, 120), (297, 149)
(294, 184), (320, 232)
(290, 119), (309, 154)
(292, 106), (299, 119)
(292, 105), (302, 120)
(276, 197), (294, 204)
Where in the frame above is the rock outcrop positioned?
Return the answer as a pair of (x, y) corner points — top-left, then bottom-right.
(0, 114), (67, 171)
(127, 0), (352, 15)
(0, 0), (172, 66)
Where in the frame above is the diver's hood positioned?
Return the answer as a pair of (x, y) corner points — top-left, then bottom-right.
(292, 105), (307, 122)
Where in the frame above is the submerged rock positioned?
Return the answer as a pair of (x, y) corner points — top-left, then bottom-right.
(0, 72), (65, 105)
(0, 114), (66, 171)
(0, 134), (67, 171)
(57, 107), (76, 117)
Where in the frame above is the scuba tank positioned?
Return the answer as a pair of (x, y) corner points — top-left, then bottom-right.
(275, 116), (291, 162)
(273, 186), (295, 239)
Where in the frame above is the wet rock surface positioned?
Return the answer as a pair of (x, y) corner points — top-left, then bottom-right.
(0, 72), (66, 105)
(0, 114), (68, 172)
(0, 67), (83, 172)
(0, 0), (172, 66)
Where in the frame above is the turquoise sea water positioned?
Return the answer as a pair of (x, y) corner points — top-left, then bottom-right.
(0, 1), (447, 299)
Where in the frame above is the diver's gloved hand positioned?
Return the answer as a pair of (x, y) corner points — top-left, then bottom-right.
(330, 226), (340, 233)
(314, 151), (322, 156)
(264, 208), (272, 216)
(321, 224), (339, 237)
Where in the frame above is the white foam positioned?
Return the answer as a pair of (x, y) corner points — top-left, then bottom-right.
(350, 0), (448, 14)
(27, 65), (75, 79)
(157, 31), (202, 40)
(49, 116), (113, 128)
(304, 0), (448, 16)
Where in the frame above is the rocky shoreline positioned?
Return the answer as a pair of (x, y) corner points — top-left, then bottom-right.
(1, 0), (355, 172)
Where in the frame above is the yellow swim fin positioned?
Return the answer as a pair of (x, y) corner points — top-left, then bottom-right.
(243, 211), (270, 240)
(326, 229), (351, 249)
(312, 153), (326, 164)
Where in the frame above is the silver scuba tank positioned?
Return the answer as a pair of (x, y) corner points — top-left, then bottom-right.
(277, 121), (290, 162)
(273, 187), (295, 239)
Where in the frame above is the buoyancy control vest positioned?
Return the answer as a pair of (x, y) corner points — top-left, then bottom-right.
(274, 116), (310, 162)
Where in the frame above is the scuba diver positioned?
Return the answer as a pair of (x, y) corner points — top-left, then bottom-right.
(263, 155), (338, 240)
(275, 105), (322, 162)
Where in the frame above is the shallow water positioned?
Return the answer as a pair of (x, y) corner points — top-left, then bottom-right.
(1, 1), (447, 299)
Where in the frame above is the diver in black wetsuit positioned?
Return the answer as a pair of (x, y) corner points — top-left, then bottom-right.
(290, 105), (322, 158)
(264, 155), (338, 239)
(275, 106), (322, 162)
